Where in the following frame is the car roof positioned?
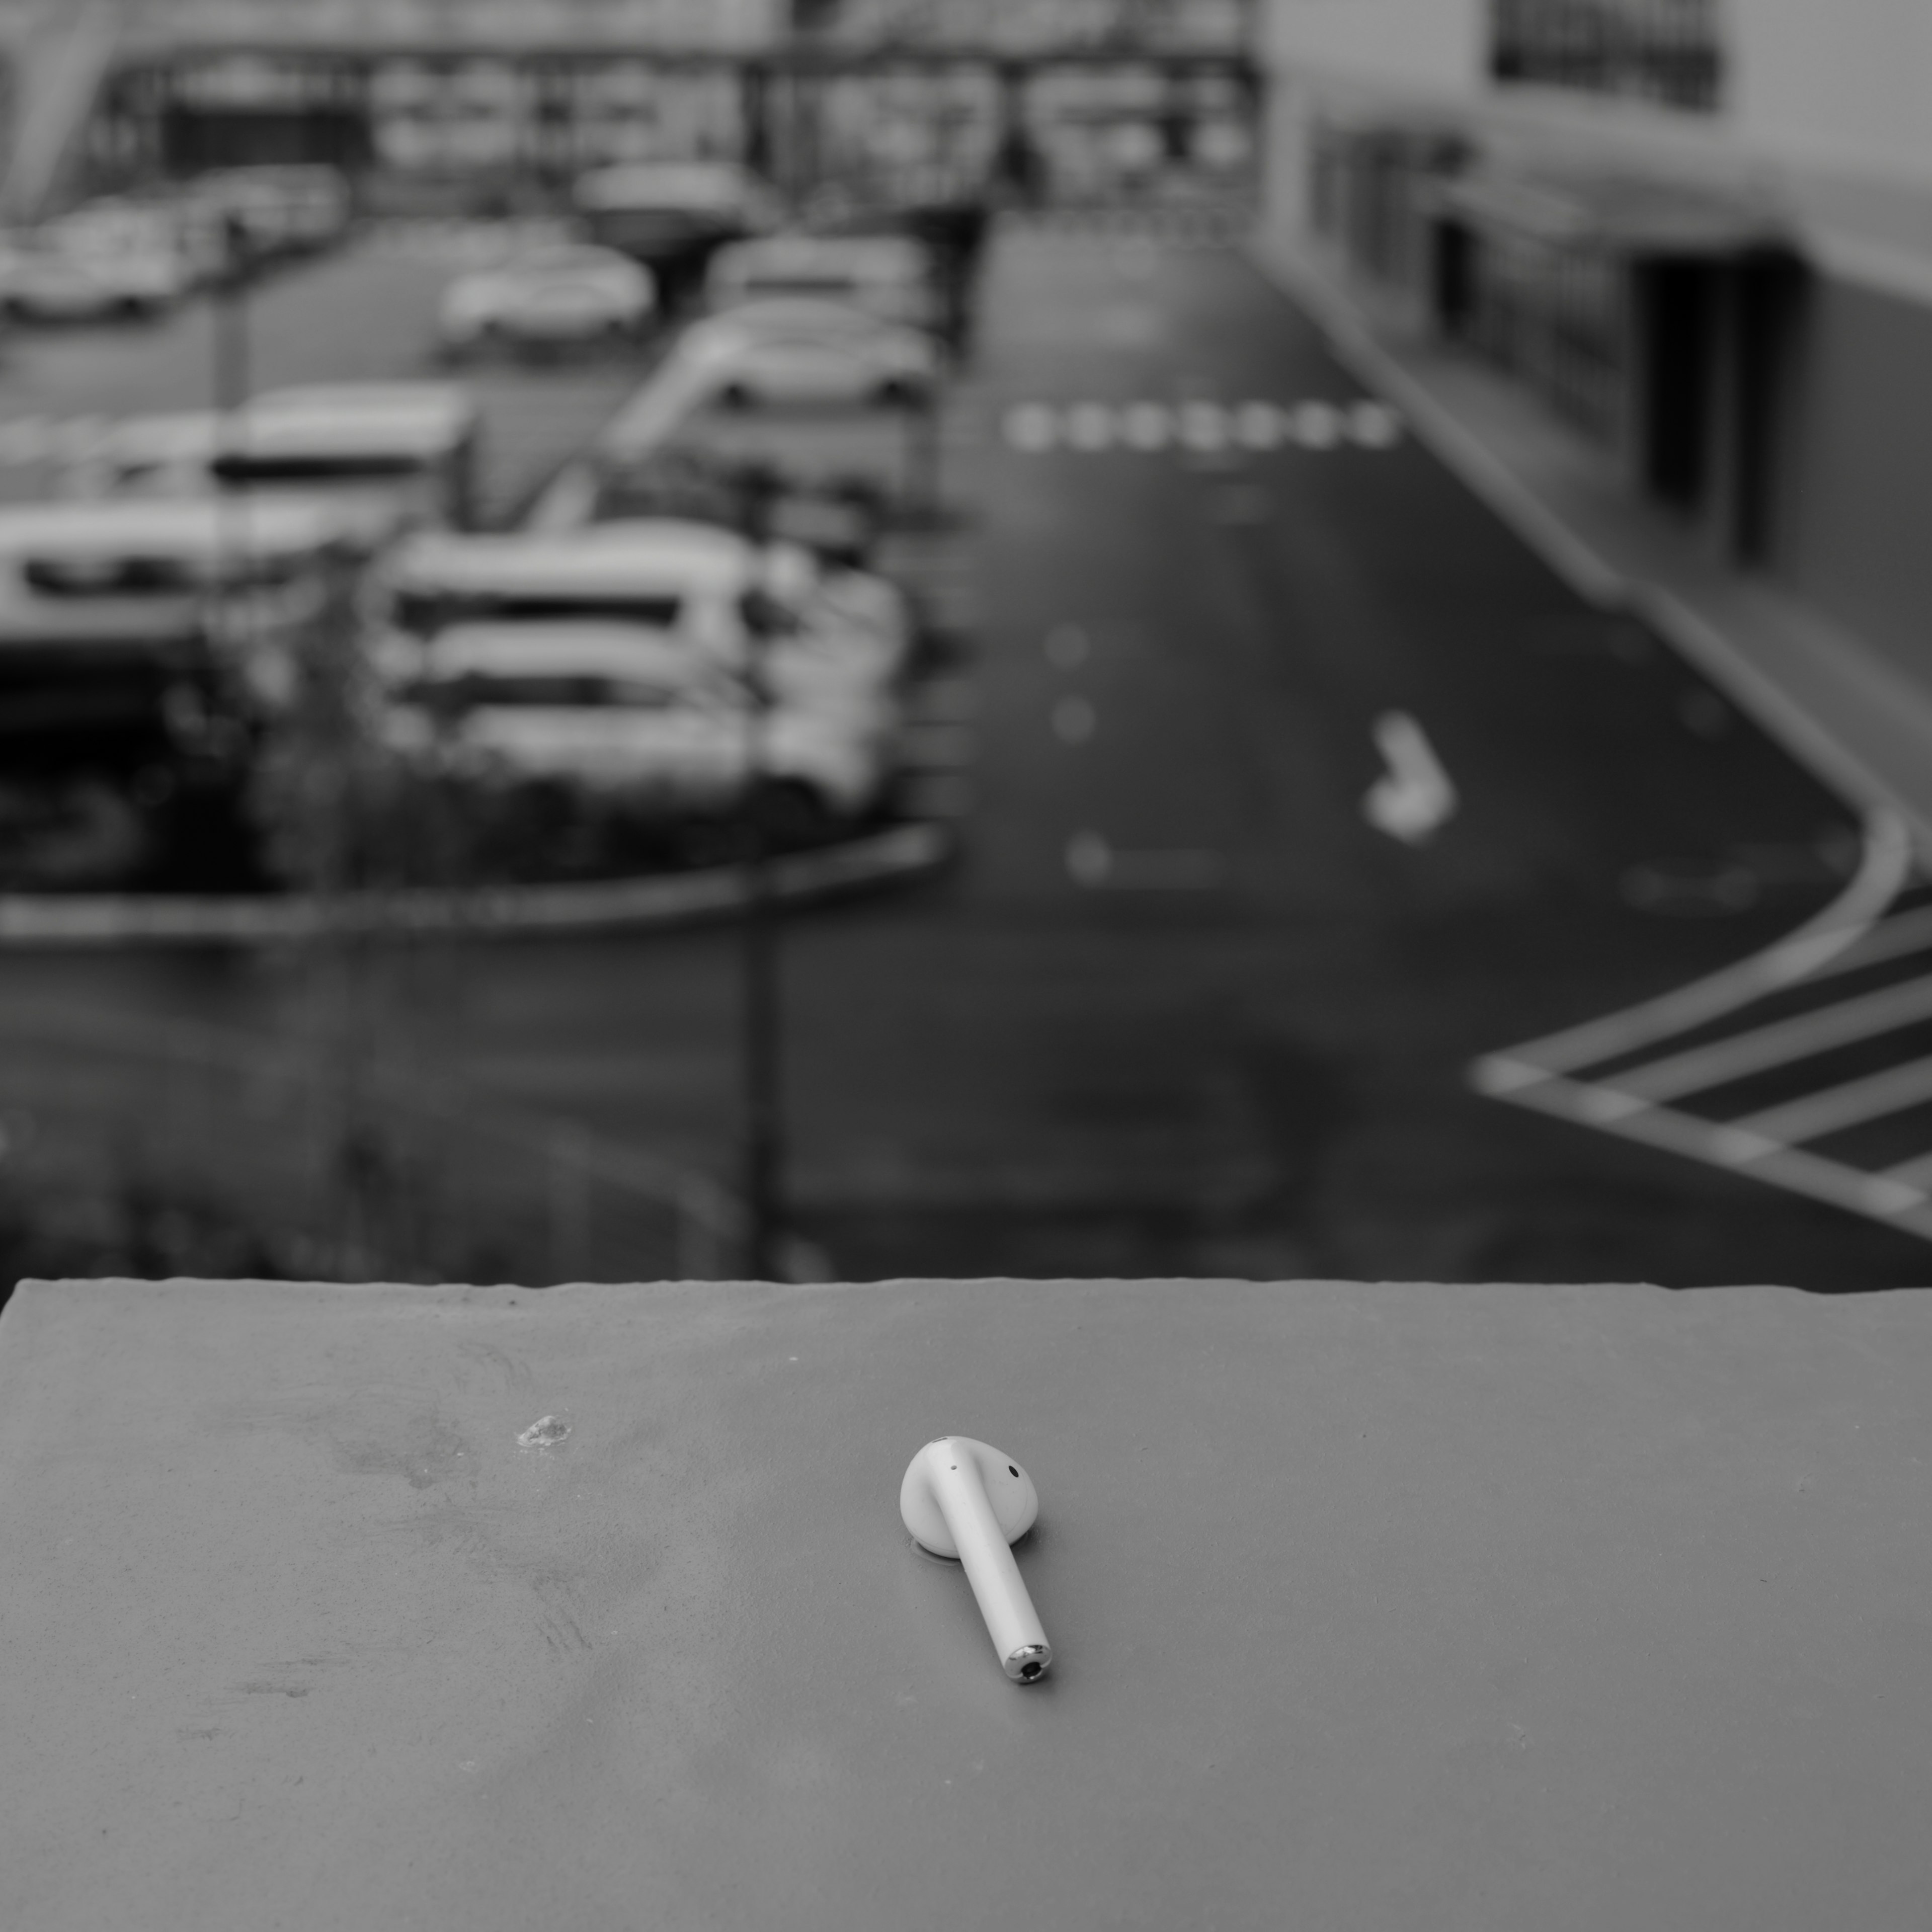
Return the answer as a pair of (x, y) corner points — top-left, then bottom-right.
(251, 380), (476, 425)
(418, 621), (709, 680)
(393, 520), (777, 596)
(0, 496), (360, 557)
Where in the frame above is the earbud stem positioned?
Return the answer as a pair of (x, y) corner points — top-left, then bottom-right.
(929, 1442), (1051, 1682)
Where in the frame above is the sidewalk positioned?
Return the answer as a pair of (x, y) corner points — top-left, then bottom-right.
(1250, 232), (1932, 860)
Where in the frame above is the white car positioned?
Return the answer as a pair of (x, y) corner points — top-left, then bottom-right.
(62, 382), (482, 540)
(438, 244), (656, 358)
(675, 299), (942, 409)
(0, 227), (187, 320)
(0, 496), (369, 712)
(381, 519), (911, 707)
(380, 620), (887, 820)
(706, 233), (938, 331)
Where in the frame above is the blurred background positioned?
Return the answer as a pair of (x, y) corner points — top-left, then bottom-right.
(2, 0), (1931, 1295)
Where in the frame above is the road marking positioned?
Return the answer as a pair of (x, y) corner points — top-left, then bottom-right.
(1178, 401), (1229, 452)
(1362, 712), (1457, 845)
(1728, 1051), (1932, 1147)
(1233, 401), (1284, 450)
(1348, 400), (1404, 448)
(905, 676), (977, 724)
(1003, 403), (1059, 452)
(998, 399), (1405, 456)
(1052, 695), (1096, 744)
(1044, 623), (1091, 669)
(1065, 401), (1116, 451)
(1471, 810), (1932, 1244)
(896, 722), (978, 770)
(0, 417), (51, 463)
(1289, 401), (1344, 449)
(1066, 830), (1225, 891)
(1613, 971), (1932, 1105)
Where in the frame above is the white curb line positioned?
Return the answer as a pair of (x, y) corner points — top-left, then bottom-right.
(0, 821), (956, 948)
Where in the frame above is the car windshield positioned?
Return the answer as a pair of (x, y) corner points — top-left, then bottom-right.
(393, 591), (686, 634)
(408, 672), (682, 711)
(211, 453), (429, 484)
(18, 550), (307, 596)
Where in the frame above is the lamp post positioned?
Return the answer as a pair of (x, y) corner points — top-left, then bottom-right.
(737, 461), (787, 1281)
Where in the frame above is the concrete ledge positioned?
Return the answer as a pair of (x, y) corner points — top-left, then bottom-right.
(0, 820), (955, 948)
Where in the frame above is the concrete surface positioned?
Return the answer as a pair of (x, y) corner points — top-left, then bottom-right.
(5, 1274), (1932, 1929)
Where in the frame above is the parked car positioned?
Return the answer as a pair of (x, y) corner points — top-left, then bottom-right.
(674, 299), (942, 409)
(54, 195), (235, 290)
(437, 244), (655, 359)
(706, 232), (939, 331)
(378, 619), (888, 823)
(380, 518), (911, 709)
(0, 224), (188, 320)
(572, 161), (780, 305)
(183, 165), (352, 258)
(62, 382), (482, 539)
(572, 448), (884, 568)
(0, 496), (368, 719)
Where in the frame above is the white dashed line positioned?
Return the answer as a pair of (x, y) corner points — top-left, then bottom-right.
(1289, 401), (1344, 449)
(1065, 401), (1116, 452)
(1233, 401), (1284, 450)
(1119, 401), (1171, 450)
(999, 398), (1404, 456)
(1177, 401), (1229, 453)
(1003, 403), (1060, 453)
(1470, 811), (1932, 1243)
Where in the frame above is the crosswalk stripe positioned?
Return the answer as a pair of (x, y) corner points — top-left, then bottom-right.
(1728, 1051), (1932, 1146)
(1614, 972), (1932, 1105)
(1880, 1147), (1932, 1190)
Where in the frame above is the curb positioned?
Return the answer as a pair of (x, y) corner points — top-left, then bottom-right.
(0, 820), (956, 948)
(1245, 237), (1932, 862)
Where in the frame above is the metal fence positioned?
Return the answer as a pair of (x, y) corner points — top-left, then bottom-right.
(0, 1004), (746, 1286)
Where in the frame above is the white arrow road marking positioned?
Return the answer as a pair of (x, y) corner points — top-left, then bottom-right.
(1066, 830), (1226, 890)
(1362, 712), (1458, 845)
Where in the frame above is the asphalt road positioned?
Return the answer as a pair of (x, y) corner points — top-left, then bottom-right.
(5, 216), (1932, 1288)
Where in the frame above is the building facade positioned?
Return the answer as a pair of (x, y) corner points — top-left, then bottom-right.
(1260, 0), (1932, 692)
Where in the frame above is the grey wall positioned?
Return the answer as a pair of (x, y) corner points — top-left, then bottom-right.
(1779, 272), (1932, 681)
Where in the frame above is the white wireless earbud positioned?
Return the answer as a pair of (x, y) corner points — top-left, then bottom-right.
(900, 1436), (1051, 1683)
